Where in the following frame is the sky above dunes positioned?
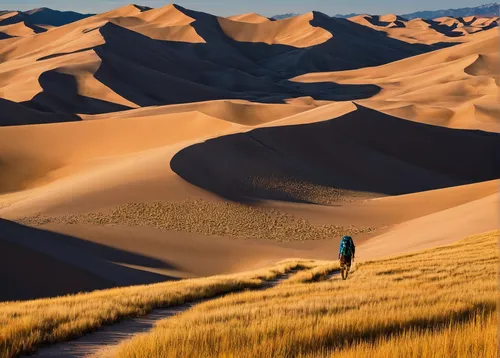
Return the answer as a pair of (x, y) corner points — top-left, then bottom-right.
(0, 0), (491, 16)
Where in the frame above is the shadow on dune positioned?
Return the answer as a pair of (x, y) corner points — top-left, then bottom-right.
(421, 19), (464, 38)
(171, 105), (500, 203)
(365, 15), (407, 28)
(0, 218), (179, 301)
(36, 46), (97, 61)
(0, 32), (12, 40)
(20, 7), (458, 114)
(90, 21), (382, 108)
(23, 71), (132, 115)
(0, 97), (79, 126)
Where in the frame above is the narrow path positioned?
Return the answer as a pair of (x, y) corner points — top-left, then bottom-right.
(27, 272), (297, 358)
(325, 269), (341, 280)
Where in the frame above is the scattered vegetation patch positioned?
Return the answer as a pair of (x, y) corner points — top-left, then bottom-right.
(18, 200), (374, 242)
(249, 175), (378, 205)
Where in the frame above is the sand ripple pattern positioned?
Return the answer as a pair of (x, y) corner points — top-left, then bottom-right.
(18, 200), (373, 242)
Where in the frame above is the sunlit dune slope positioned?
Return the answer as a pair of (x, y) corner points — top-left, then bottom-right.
(0, 21), (45, 38)
(0, 111), (233, 198)
(0, 100), (356, 218)
(218, 12), (333, 47)
(0, 3), (498, 304)
(227, 13), (270, 23)
(110, 4), (204, 42)
(294, 28), (500, 132)
(358, 193), (499, 259)
(349, 13), (499, 44)
(0, 4), (439, 117)
(0, 7), (91, 38)
(80, 99), (318, 125)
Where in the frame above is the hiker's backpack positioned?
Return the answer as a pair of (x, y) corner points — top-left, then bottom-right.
(340, 237), (352, 257)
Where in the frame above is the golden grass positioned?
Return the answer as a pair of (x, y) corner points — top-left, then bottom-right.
(115, 230), (499, 358)
(284, 261), (341, 284)
(0, 260), (315, 358)
(17, 199), (373, 242)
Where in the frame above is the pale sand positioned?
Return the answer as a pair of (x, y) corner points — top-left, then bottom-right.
(0, 4), (498, 301)
(294, 28), (500, 132)
(218, 12), (333, 47)
(349, 14), (499, 45)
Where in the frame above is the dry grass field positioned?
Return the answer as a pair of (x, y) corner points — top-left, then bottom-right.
(0, 260), (323, 358)
(115, 230), (498, 358)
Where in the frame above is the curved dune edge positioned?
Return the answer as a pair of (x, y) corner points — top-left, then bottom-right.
(170, 105), (500, 204)
(348, 13), (499, 44)
(1, 3), (436, 112)
(227, 13), (270, 24)
(0, 100), (357, 209)
(358, 193), (499, 260)
(218, 12), (333, 47)
(1, 183), (497, 302)
(0, 3), (499, 303)
(294, 29), (500, 132)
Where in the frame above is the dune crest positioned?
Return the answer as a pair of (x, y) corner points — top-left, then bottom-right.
(349, 13), (499, 44)
(218, 12), (333, 47)
(0, 4), (499, 300)
(294, 29), (500, 132)
(227, 13), (270, 23)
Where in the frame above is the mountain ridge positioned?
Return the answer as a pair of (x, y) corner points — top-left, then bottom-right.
(272, 3), (500, 20)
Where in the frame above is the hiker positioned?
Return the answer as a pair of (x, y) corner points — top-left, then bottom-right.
(338, 235), (355, 268)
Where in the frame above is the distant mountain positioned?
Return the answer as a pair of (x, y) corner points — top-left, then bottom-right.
(402, 3), (499, 19)
(275, 3), (499, 20)
(0, 7), (93, 27)
(271, 13), (299, 20)
(333, 13), (360, 19)
(273, 12), (360, 19)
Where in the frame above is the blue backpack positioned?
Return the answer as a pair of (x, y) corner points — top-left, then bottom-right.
(340, 237), (353, 257)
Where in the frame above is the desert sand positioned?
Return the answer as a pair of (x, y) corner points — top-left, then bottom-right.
(349, 14), (499, 45)
(0, 4), (498, 301)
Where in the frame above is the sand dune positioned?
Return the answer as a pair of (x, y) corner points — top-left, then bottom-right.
(0, 4), (499, 301)
(111, 4), (204, 42)
(349, 13), (499, 45)
(294, 28), (500, 132)
(358, 192), (499, 259)
(0, 101), (356, 218)
(1, 4), (438, 116)
(0, 21), (46, 38)
(171, 105), (500, 203)
(0, 111), (233, 200)
(0, 7), (89, 40)
(80, 99), (318, 125)
(218, 12), (333, 47)
(227, 13), (270, 23)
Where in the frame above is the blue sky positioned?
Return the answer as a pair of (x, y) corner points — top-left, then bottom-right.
(0, 0), (491, 16)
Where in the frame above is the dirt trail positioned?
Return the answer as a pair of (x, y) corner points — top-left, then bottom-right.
(27, 270), (312, 358)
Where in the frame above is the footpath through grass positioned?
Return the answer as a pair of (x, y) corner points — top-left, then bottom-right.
(115, 231), (498, 358)
(0, 260), (319, 358)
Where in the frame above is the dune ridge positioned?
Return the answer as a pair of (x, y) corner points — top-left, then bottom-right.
(349, 13), (499, 44)
(294, 28), (500, 132)
(1, 4), (445, 116)
(0, 3), (498, 301)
